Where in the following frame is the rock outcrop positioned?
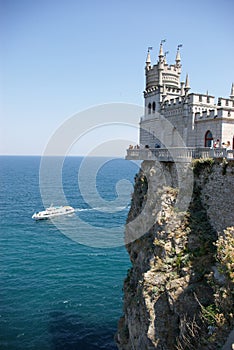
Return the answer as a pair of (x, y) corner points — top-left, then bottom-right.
(116, 159), (234, 350)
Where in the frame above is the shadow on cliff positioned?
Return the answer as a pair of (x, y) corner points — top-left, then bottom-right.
(151, 185), (217, 350)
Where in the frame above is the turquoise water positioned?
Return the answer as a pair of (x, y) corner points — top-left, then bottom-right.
(0, 156), (139, 349)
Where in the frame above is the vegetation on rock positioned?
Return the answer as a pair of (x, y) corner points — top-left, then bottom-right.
(116, 159), (234, 350)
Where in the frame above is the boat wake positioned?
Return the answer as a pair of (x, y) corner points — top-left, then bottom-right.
(74, 205), (130, 213)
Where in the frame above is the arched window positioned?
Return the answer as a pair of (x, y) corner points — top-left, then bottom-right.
(148, 103), (151, 114)
(152, 102), (156, 113)
(205, 130), (213, 147)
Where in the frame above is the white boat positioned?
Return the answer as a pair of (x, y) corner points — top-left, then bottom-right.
(32, 205), (75, 220)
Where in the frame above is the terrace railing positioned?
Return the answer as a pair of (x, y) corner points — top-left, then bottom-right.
(126, 147), (234, 162)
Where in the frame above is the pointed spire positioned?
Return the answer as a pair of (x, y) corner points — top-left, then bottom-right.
(159, 43), (164, 57)
(184, 74), (190, 98)
(176, 49), (181, 62)
(185, 74), (190, 90)
(145, 47), (152, 69)
(146, 49), (151, 64)
(230, 83), (234, 100)
(164, 51), (169, 64)
(159, 39), (166, 57)
(176, 44), (182, 63)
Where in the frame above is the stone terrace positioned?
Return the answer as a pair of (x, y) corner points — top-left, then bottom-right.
(126, 147), (234, 162)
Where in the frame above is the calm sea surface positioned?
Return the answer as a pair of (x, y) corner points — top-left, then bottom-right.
(0, 156), (139, 350)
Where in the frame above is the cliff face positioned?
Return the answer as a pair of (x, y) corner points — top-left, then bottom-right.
(116, 159), (234, 350)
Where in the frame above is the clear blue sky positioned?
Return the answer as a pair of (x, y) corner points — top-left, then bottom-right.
(1, 0), (233, 155)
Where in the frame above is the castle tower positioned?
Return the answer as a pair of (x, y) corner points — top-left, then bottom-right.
(143, 42), (183, 116)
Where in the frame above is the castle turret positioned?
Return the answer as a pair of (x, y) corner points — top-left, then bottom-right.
(145, 47), (152, 71)
(158, 42), (164, 61)
(164, 51), (169, 65)
(230, 83), (234, 100)
(175, 45), (182, 67)
(158, 41), (165, 88)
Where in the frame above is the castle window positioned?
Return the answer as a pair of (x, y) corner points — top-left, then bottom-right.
(148, 103), (151, 114)
(152, 102), (156, 113)
(225, 100), (229, 106)
(207, 96), (210, 103)
(199, 95), (202, 102)
(205, 130), (213, 147)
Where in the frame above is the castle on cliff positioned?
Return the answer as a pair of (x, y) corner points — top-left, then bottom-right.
(139, 42), (234, 149)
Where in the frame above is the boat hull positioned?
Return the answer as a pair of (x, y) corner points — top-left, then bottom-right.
(32, 206), (75, 220)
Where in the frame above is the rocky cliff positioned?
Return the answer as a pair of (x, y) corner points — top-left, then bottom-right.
(116, 159), (234, 350)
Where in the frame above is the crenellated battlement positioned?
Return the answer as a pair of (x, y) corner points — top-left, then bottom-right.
(146, 63), (181, 89)
(195, 108), (234, 121)
(144, 85), (159, 96)
(217, 108), (234, 119)
(163, 96), (183, 108)
(188, 93), (215, 105)
(218, 97), (234, 108)
(195, 109), (216, 120)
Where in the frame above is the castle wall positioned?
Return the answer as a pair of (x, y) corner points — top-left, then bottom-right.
(140, 113), (190, 148)
(140, 111), (234, 149)
(194, 118), (223, 147)
(140, 118), (165, 147)
(222, 120), (234, 146)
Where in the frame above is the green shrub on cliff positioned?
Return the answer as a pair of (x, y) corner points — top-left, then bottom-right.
(192, 158), (214, 176)
(215, 227), (234, 282)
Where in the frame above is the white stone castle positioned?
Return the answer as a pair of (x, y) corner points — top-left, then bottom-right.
(139, 41), (234, 150)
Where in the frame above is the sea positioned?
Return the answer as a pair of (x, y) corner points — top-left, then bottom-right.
(0, 156), (140, 350)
